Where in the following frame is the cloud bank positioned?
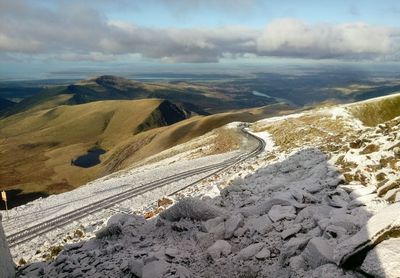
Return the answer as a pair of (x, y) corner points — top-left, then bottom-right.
(1, 1), (399, 63)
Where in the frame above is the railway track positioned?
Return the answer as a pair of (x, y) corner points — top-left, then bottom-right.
(6, 128), (265, 247)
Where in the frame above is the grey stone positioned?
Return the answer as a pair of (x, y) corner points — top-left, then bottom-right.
(237, 243), (264, 260)
(224, 213), (244, 239)
(268, 205), (296, 222)
(360, 238), (400, 278)
(207, 240), (232, 260)
(129, 259), (144, 277)
(160, 198), (224, 221)
(255, 247), (270, 259)
(302, 237), (334, 269)
(142, 260), (169, 278)
(281, 224), (302, 239)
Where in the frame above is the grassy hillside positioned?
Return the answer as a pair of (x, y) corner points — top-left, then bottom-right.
(0, 99), (292, 198)
(349, 93), (400, 126)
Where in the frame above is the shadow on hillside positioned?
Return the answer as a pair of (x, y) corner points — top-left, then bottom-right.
(13, 148), (391, 277)
(0, 189), (48, 210)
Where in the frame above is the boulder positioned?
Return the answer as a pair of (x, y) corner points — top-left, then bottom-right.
(280, 236), (310, 265)
(244, 215), (273, 235)
(160, 198), (224, 221)
(268, 205), (296, 222)
(255, 247), (271, 260)
(302, 237), (334, 269)
(334, 202), (400, 266)
(281, 224), (302, 240)
(237, 243), (264, 260)
(0, 217), (15, 278)
(207, 240), (232, 260)
(360, 238), (400, 278)
(224, 214), (244, 239)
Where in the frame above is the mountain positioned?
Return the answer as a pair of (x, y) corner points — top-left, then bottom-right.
(0, 75), (262, 118)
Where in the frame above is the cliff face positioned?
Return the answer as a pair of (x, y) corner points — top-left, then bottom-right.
(0, 214), (15, 278)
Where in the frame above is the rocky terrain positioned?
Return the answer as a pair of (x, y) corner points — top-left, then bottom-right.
(9, 93), (399, 278)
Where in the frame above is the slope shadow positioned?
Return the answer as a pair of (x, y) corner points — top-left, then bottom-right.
(0, 190), (48, 210)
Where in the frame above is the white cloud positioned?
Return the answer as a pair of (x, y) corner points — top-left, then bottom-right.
(0, 1), (399, 63)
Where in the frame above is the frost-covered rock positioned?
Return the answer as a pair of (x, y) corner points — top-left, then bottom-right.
(280, 236), (310, 265)
(224, 213), (244, 239)
(334, 202), (400, 266)
(268, 205), (296, 222)
(240, 198), (292, 217)
(142, 259), (169, 278)
(360, 238), (400, 278)
(95, 222), (123, 239)
(244, 214), (273, 235)
(255, 247), (271, 260)
(281, 224), (302, 239)
(160, 198), (224, 221)
(207, 240), (232, 260)
(0, 214), (15, 278)
(302, 237), (334, 269)
(237, 243), (264, 260)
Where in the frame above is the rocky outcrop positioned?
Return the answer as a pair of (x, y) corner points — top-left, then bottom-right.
(0, 213), (15, 278)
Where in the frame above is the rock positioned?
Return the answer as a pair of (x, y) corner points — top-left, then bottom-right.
(142, 260), (169, 278)
(325, 193), (347, 208)
(309, 263), (352, 278)
(207, 240), (232, 260)
(302, 237), (334, 269)
(323, 225), (348, 240)
(255, 247), (271, 260)
(383, 188), (400, 202)
(349, 186), (376, 199)
(360, 144), (379, 154)
(107, 213), (145, 227)
(347, 194), (378, 209)
(268, 205), (296, 222)
(360, 238), (400, 278)
(165, 248), (179, 258)
(240, 198), (292, 217)
(174, 265), (191, 278)
(244, 215), (273, 235)
(224, 214), (244, 239)
(280, 236), (311, 265)
(0, 214), (16, 278)
(160, 198), (224, 221)
(281, 224), (302, 239)
(237, 243), (264, 260)
(349, 139), (363, 149)
(334, 202), (400, 266)
(95, 222), (123, 239)
(289, 255), (306, 272)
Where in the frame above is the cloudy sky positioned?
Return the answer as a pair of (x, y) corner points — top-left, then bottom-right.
(1, 0), (400, 78)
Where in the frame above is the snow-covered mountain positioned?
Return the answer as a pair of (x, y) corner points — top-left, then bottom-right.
(3, 93), (400, 277)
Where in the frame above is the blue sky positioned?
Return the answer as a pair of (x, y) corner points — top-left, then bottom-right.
(1, 0), (400, 79)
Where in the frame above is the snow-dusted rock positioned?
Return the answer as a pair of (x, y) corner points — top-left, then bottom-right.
(0, 214), (15, 278)
(129, 259), (144, 277)
(334, 202), (400, 266)
(302, 237), (334, 269)
(244, 214), (273, 235)
(237, 243), (264, 260)
(142, 259), (169, 278)
(308, 263), (353, 278)
(349, 186), (376, 199)
(280, 236), (310, 265)
(240, 198), (292, 217)
(255, 247), (271, 259)
(160, 198), (224, 221)
(165, 247), (179, 258)
(107, 213), (145, 227)
(281, 224), (302, 239)
(95, 222), (123, 239)
(207, 240), (232, 260)
(268, 205), (296, 222)
(224, 213), (244, 239)
(360, 238), (400, 278)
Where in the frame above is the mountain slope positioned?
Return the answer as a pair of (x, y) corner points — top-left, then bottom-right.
(0, 99), (191, 195)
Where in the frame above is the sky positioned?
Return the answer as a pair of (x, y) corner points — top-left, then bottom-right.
(1, 0), (400, 79)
